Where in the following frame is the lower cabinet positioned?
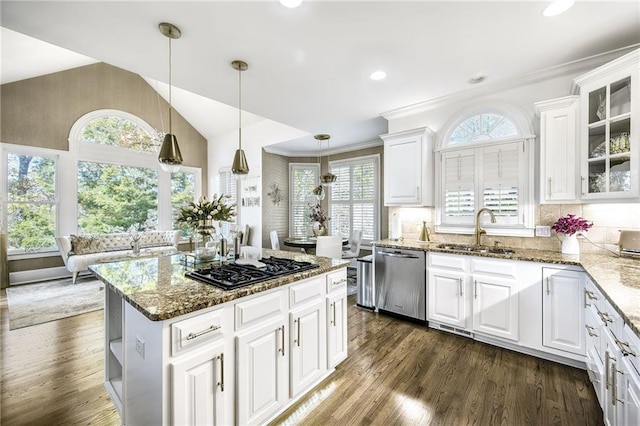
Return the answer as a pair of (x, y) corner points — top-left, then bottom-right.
(236, 319), (287, 425)
(290, 299), (326, 397)
(327, 290), (348, 368)
(171, 340), (226, 426)
(472, 274), (518, 341)
(542, 268), (586, 355)
(428, 268), (468, 329)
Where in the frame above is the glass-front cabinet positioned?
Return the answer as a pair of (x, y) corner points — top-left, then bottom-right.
(575, 49), (639, 200)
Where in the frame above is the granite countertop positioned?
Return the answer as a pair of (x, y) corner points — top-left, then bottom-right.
(374, 239), (640, 338)
(89, 249), (349, 322)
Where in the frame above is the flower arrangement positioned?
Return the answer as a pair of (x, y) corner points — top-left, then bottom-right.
(177, 194), (236, 227)
(308, 203), (330, 225)
(551, 214), (593, 236)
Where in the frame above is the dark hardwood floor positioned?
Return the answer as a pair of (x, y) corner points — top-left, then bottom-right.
(1, 289), (601, 425)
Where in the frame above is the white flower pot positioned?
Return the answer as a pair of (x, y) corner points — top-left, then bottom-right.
(561, 233), (580, 255)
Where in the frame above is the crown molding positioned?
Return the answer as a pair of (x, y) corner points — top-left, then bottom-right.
(263, 138), (383, 157)
(534, 95), (580, 112)
(571, 47), (640, 94)
(381, 44), (640, 121)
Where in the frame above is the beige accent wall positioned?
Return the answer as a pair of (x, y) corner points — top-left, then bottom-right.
(261, 145), (387, 249)
(0, 62), (207, 173)
(1, 62), (207, 278)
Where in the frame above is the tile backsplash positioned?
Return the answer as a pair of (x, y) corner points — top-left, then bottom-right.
(389, 203), (640, 254)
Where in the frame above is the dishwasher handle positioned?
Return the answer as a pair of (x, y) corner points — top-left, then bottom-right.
(378, 251), (421, 259)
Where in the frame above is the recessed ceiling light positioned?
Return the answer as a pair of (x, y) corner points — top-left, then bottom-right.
(279, 0), (302, 8)
(467, 75), (487, 85)
(370, 71), (387, 81)
(542, 0), (575, 17)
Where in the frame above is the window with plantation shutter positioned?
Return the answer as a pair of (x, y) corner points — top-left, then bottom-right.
(443, 149), (475, 224)
(481, 143), (521, 225)
(218, 168), (237, 236)
(289, 163), (320, 237)
(329, 155), (379, 244)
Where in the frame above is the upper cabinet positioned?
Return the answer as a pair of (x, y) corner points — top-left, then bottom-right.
(535, 96), (580, 203)
(574, 49), (640, 200)
(381, 127), (435, 206)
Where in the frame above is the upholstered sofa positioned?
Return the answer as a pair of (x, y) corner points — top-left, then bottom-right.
(56, 231), (181, 283)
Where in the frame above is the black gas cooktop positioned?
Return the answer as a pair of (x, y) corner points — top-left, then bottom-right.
(185, 256), (319, 290)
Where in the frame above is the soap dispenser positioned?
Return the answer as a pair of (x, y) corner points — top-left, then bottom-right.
(418, 221), (430, 242)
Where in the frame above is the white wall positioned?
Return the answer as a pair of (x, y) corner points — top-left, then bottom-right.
(208, 119), (307, 247)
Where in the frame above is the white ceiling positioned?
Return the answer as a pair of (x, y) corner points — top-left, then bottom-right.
(2, 1), (639, 155)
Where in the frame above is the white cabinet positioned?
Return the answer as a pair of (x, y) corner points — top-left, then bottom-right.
(542, 268), (586, 355)
(535, 96), (580, 203)
(327, 290), (348, 368)
(236, 319), (287, 425)
(381, 127), (435, 206)
(104, 287), (124, 418)
(574, 49), (640, 200)
(428, 254), (519, 342)
(171, 340), (226, 426)
(472, 274), (518, 341)
(603, 326), (624, 426)
(289, 299), (326, 397)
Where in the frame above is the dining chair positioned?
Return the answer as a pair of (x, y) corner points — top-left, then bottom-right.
(315, 235), (343, 259)
(270, 230), (280, 250)
(342, 229), (363, 259)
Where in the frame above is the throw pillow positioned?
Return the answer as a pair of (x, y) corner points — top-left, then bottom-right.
(69, 235), (104, 256)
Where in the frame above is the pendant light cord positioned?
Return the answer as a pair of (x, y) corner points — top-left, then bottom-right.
(168, 35), (173, 134)
(238, 66), (242, 150)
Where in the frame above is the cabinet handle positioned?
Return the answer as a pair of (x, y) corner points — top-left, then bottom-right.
(279, 325), (285, 357)
(474, 280), (478, 299)
(295, 318), (301, 347)
(458, 278), (463, 296)
(581, 176), (586, 196)
(330, 302), (336, 326)
(416, 186), (420, 197)
(584, 289), (597, 308)
(612, 364), (624, 406)
(186, 324), (221, 341)
(615, 338), (637, 357)
(605, 351), (611, 391)
(547, 177), (552, 198)
(334, 278), (347, 286)
(585, 325), (598, 337)
(599, 311), (614, 324)
(546, 277), (550, 295)
(217, 353), (225, 392)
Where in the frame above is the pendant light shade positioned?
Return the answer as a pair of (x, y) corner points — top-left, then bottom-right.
(157, 22), (183, 171)
(232, 60), (250, 175)
(315, 134), (337, 186)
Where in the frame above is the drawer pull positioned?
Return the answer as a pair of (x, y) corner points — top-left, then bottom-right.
(333, 278), (347, 286)
(598, 311), (614, 324)
(186, 324), (221, 341)
(616, 338), (637, 357)
(585, 325), (598, 337)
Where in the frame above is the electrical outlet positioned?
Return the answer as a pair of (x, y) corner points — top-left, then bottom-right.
(135, 336), (145, 359)
(536, 225), (551, 237)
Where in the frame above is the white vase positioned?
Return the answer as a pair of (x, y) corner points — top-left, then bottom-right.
(561, 233), (580, 255)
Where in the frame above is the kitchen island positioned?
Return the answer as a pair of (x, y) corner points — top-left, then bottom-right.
(89, 249), (349, 426)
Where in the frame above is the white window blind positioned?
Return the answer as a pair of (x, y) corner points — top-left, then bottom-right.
(289, 163), (319, 237)
(481, 143), (520, 224)
(329, 155), (379, 244)
(218, 168), (237, 207)
(443, 149), (475, 225)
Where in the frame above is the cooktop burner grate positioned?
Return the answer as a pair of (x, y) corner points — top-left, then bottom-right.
(186, 256), (319, 290)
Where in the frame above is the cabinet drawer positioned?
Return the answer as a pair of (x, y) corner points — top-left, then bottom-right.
(326, 270), (347, 294)
(622, 324), (640, 376)
(290, 276), (324, 308)
(470, 258), (516, 279)
(235, 290), (285, 331)
(584, 279), (602, 311)
(171, 308), (223, 356)
(429, 253), (467, 272)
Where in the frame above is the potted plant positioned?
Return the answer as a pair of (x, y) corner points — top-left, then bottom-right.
(552, 214), (593, 255)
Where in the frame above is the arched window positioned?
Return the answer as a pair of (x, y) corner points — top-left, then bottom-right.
(437, 105), (535, 237)
(73, 110), (160, 153)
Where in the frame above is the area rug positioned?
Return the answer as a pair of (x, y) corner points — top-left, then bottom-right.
(6, 276), (105, 330)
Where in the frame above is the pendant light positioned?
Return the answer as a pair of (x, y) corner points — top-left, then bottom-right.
(315, 134), (337, 186)
(231, 60), (249, 175)
(157, 22), (183, 172)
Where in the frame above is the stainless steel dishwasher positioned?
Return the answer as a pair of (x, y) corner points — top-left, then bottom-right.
(374, 247), (426, 322)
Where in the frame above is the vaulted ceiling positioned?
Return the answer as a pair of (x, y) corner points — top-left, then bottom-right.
(2, 1), (639, 154)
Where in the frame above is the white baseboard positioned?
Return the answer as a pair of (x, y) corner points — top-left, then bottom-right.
(9, 266), (81, 285)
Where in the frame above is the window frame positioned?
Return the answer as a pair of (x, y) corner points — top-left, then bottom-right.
(288, 163), (320, 238)
(436, 105), (535, 237)
(1, 143), (61, 256)
(328, 154), (380, 245)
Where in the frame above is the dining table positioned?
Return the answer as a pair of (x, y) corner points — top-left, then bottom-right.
(283, 236), (349, 254)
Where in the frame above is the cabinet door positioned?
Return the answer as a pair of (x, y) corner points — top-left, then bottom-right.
(542, 268), (586, 355)
(536, 96), (579, 203)
(171, 340), (225, 426)
(327, 291), (348, 369)
(472, 274), (519, 341)
(290, 300), (326, 397)
(428, 269), (468, 329)
(603, 328), (624, 426)
(623, 359), (640, 426)
(236, 319), (287, 425)
(384, 134), (424, 205)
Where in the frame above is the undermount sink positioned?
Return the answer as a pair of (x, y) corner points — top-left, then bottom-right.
(436, 243), (515, 255)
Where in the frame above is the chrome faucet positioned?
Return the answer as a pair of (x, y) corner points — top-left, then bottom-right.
(475, 208), (496, 246)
